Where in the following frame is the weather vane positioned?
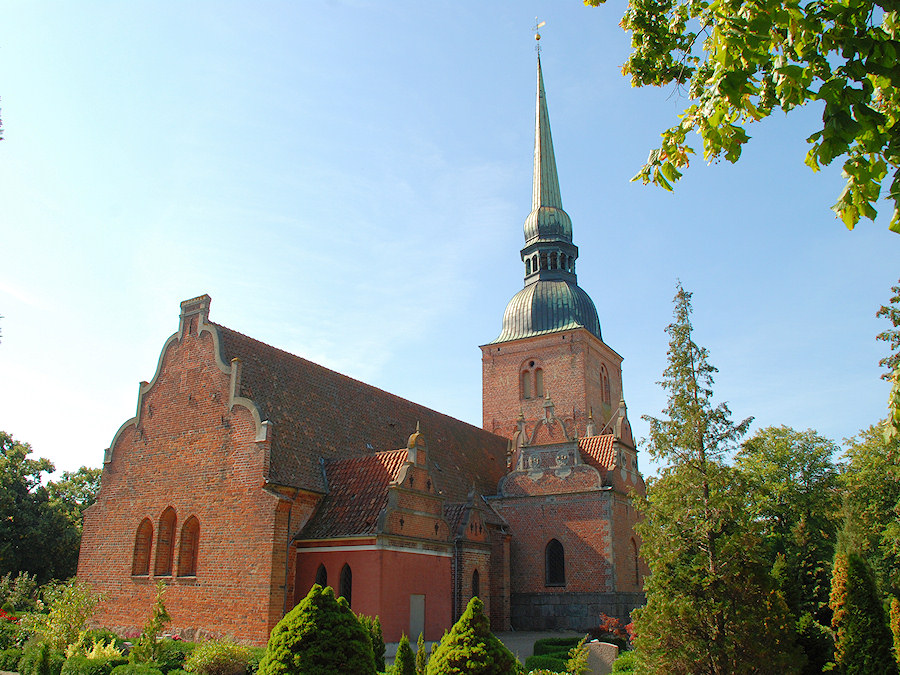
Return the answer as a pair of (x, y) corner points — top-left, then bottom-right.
(533, 18), (546, 54)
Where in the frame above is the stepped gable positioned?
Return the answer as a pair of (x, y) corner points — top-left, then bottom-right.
(301, 449), (408, 539)
(216, 325), (508, 496)
(578, 434), (616, 477)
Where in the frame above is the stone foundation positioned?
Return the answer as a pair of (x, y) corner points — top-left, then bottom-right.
(509, 592), (645, 631)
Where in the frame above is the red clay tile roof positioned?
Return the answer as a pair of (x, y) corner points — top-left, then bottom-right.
(301, 450), (407, 539)
(215, 325), (509, 498)
(578, 434), (616, 476)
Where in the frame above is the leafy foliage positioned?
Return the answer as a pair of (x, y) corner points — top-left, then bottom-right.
(564, 637), (589, 675)
(794, 612), (834, 675)
(0, 646), (23, 671)
(393, 634), (416, 675)
(425, 597), (522, 675)
(61, 656), (127, 675)
(891, 597), (900, 668)
(18, 641), (66, 675)
(155, 640), (196, 674)
(22, 580), (100, 652)
(877, 279), (900, 440)
(358, 613), (385, 672)
(47, 467), (102, 533)
(830, 552), (898, 674)
(611, 650), (638, 672)
(633, 284), (801, 674)
(111, 664), (163, 675)
(183, 642), (250, 675)
(586, 0), (900, 233)
(257, 584), (374, 675)
(129, 583), (171, 665)
(0, 571), (39, 611)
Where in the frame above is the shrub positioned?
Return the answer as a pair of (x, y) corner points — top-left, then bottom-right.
(796, 612), (834, 675)
(392, 635), (415, 675)
(425, 597), (522, 675)
(257, 584), (375, 675)
(19, 642), (67, 675)
(0, 572), (39, 612)
(183, 642), (250, 675)
(129, 584), (170, 665)
(414, 633), (427, 675)
(0, 617), (22, 650)
(830, 552), (898, 675)
(611, 650), (637, 673)
(24, 581), (100, 652)
(61, 656), (122, 675)
(358, 614), (385, 673)
(531, 638), (579, 657)
(522, 654), (565, 672)
(111, 664), (163, 675)
(0, 647), (23, 671)
(243, 648), (264, 675)
(84, 631), (126, 653)
(155, 640), (196, 674)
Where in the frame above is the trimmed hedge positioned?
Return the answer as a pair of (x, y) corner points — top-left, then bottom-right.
(522, 654), (565, 672)
(531, 638), (580, 657)
(0, 647), (23, 671)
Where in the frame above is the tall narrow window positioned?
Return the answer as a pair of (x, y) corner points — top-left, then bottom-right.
(631, 539), (640, 586)
(154, 507), (177, 576)
(601, 365), (611, 405)
(315, 563), (327, 588)
(177, 516), (200, 577)
(545, 539), (565, 586)
(522, 371), (532, 399)
(472, 568), (480, 599)
(525, 258), (532, 275)
(339, 564), (352, 607)
(534, 368), (544, 397)
(132, 519), (153, 576)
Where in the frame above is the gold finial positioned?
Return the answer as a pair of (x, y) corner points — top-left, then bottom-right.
(533, 18), (546, 54)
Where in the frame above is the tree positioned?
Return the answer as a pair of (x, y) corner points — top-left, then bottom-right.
(425, 597), (521, 675)
(393, 634), (416, 675)
(633, 284), (800, 674)
(585, 0), (900, 233)
(830, 552), (898, 674)
(841, 422), (900, 596)
(415, 632), (427, 674)
(0, 432), (80, 581)
(357, 614), (385, 673)
(891, 597), (900, 669)
(734, 425), (841, 618)
(48, 467), (102, 532)
(877, 279), (900, 440)
(257, 584), (375, 675)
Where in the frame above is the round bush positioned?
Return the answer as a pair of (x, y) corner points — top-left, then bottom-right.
(426, 597), (522, 675)
(183, 643), (249, 675)
(257, 584), (375, 675)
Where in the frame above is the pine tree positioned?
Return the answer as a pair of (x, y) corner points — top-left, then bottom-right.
(393, 634), (416, 675)
(425, 598), (521, 675)
(257, 584), (375, 675)
(830, 553), (898, 674)
(633, 283), (801, 675)
(358, 614), (385, 672)
(415, 633), (427, 675)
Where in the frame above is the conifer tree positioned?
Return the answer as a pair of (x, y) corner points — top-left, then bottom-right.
(415, 633), (427, 675)
(358, 614), (385, 672)
(425, 597), (521, 675)
(891, 597), (900, 669)
(393, 634), (415, 675)
(633, 283), (800, 674)
(258, 584), (375, 675)
(830, 553), (898, 675)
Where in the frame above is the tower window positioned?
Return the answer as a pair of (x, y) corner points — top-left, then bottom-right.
(521, 360), (545, 400)
(631, 538), (640, 586)
(550, 252), (558, 270)
(545, 539), (565, 586)
(601, 364), (611, 405)
(472, 568), (480, 599)
(540, 252), (548, 270)
(525, 258), (532, 275)
(522, 371), (532, 399)
(154, 507), (177, 576)
(131, 519), (153, 576)
(532, 255), (538, 272)
(535, 368), (544, 397)
(339, 564), (352, 607)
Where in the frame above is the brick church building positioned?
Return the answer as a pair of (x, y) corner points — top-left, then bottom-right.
(77, 57), (646, 646)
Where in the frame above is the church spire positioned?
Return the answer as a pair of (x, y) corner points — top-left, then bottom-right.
(532, 56), (564, 215)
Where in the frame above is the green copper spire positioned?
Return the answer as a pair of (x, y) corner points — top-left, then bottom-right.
(489, 56), (601, 344)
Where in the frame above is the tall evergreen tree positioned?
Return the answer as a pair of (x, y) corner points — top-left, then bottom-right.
(830, 552), (898, 674)
(633, 283), (800, 675)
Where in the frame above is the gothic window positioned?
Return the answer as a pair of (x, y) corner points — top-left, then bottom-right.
(532, 254), (538, 271)
(131, 519), (153, 576)
(545, 539), (565, 586)
(631, 538), (640, 586)
(534, 368), (544, 397)
(522, 371), (532, 399)
(601, 365), (611, 405)
(154, 507), (177, 576)
(177, 516), (200, 577)
(472, 568), (480, 599)
(339, 564), (352, 607)
(315, 563), (327, 588)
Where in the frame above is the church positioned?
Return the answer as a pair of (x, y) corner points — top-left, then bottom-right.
(77, 56), (647, 646)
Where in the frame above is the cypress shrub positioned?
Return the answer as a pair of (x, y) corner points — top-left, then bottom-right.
(830, 552), (898, 675)
(414, 633), (427, 675)
(257, 584), (374, 675)
(183, 643), (249, 675)
(392, 635), (415, 675)
(522, 654), (565, 672)
(358, 615), (385, 673)
(425, 597), (521, 675)
(0, 647), (23, 671)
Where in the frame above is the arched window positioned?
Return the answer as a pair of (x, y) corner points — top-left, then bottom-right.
(532, 254), (538, 271)
(154, 507), (177, 576)
(522, 371), (532, 399)
(472, 568), (480, 599)
(534, 368), (544, 397)
(545, 539), (565, 586)
(177, 516), (200, 577)
(550, 252), (558, 270)
(525, 258), (532, 275)
(339, 564), (352, 607)
(631, 539), (640, 586)
(132, 519), (153, 576)
(601, 365), (611, 405)
(315, 563), (327, 588)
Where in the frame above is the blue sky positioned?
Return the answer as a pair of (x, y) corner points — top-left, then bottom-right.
(1, 1), (897, 477)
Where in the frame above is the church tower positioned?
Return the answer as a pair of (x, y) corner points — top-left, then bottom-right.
(481, 56), (626, 442)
